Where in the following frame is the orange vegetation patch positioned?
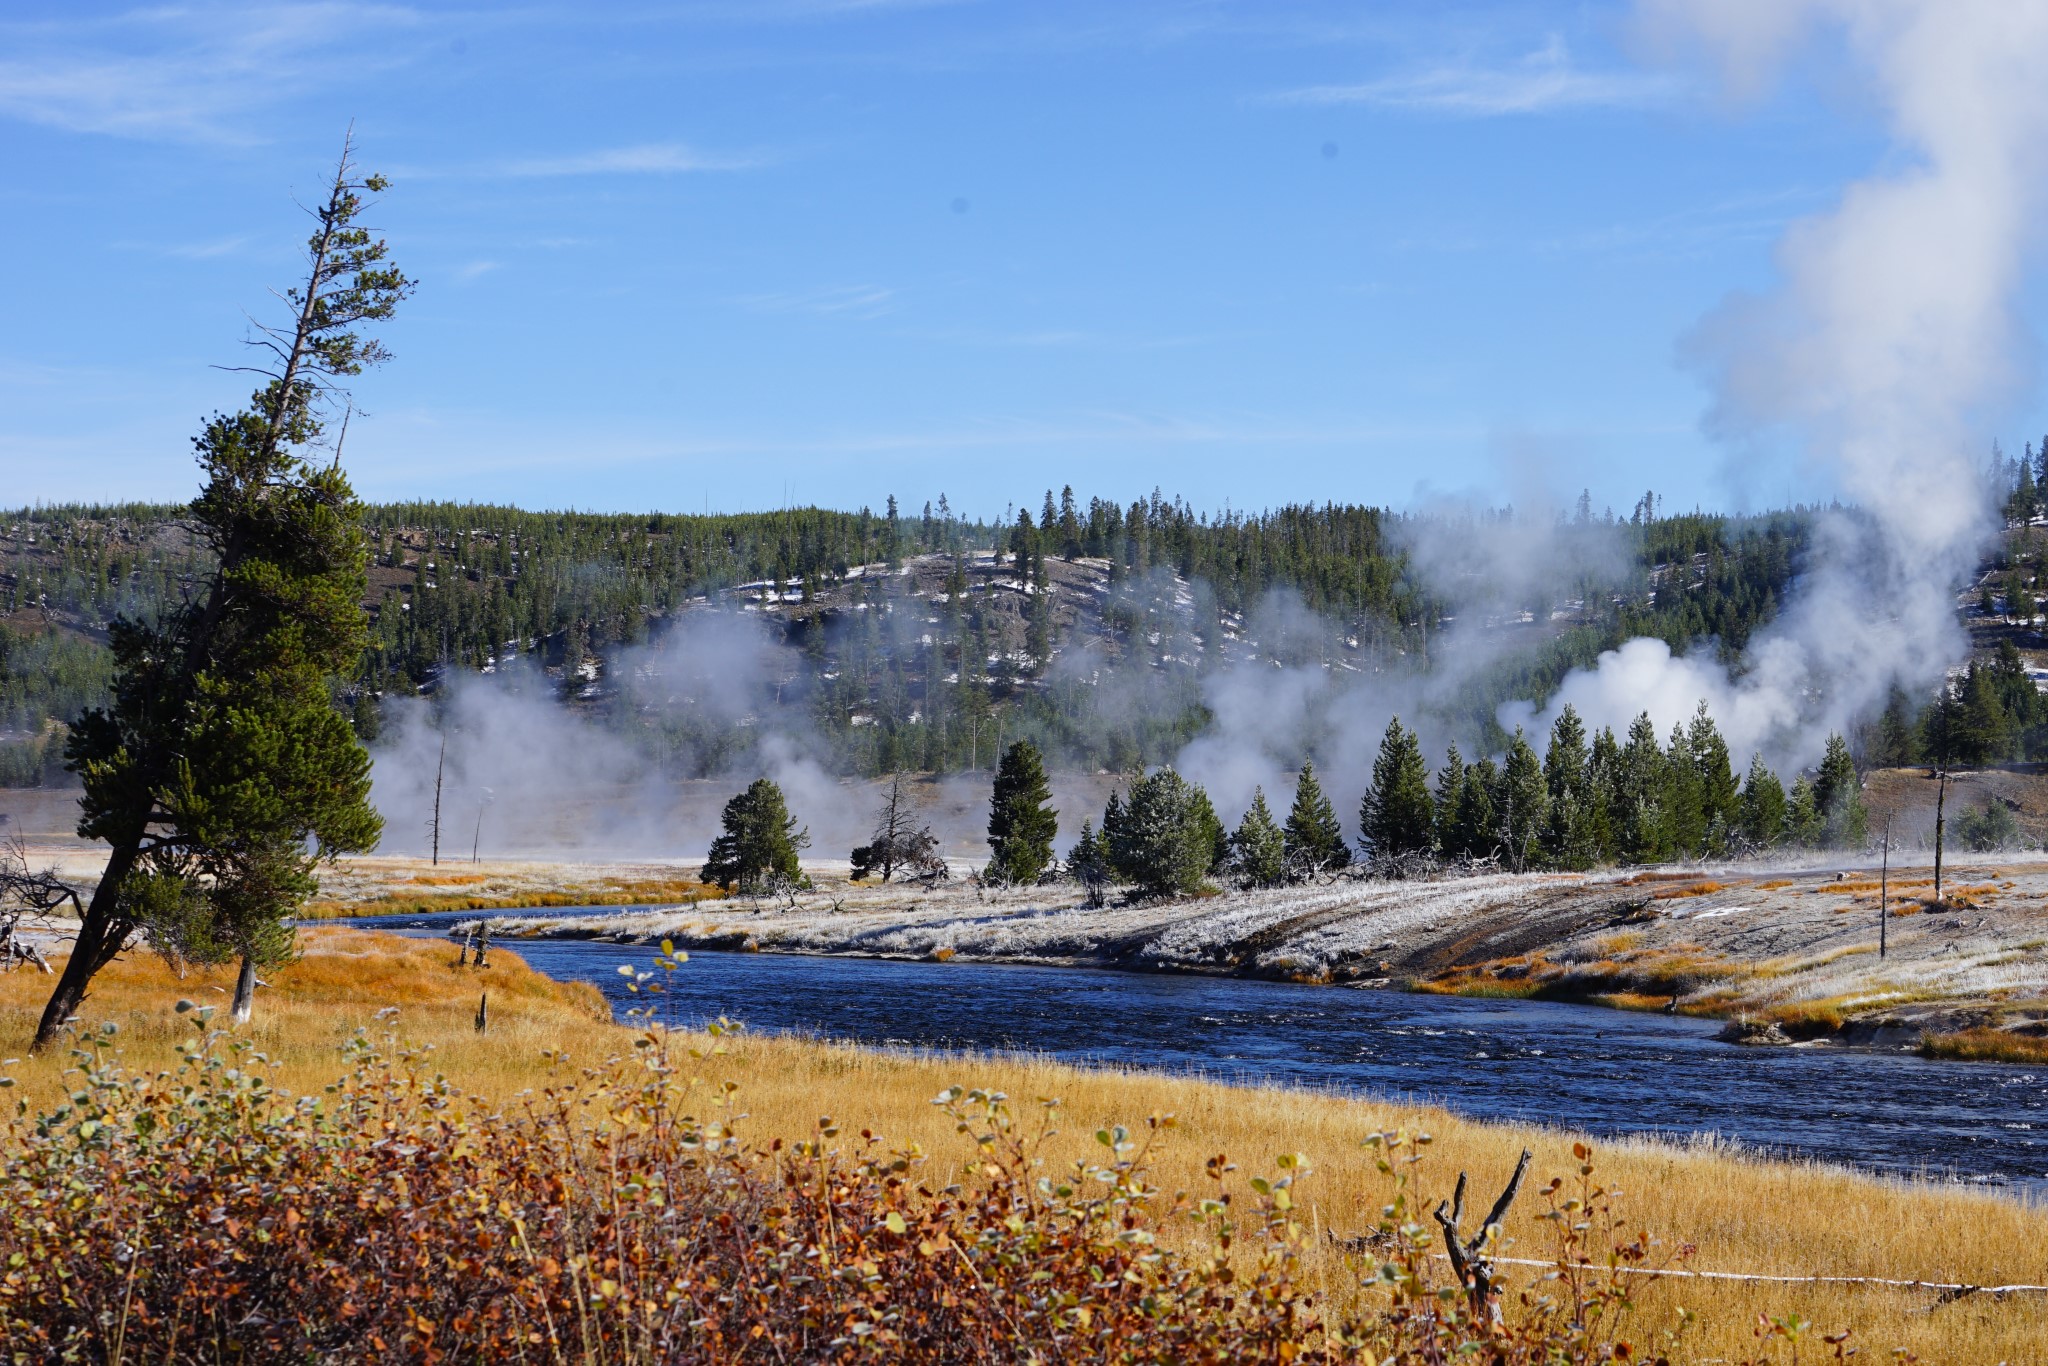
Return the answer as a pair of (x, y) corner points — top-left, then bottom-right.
(1944, 883), (2002, 909)
(1618, 870), (1718, 886)
(1921, 1027), (2048, 1065)
(405, 872), (491, 887)
(17, 926), (610, 1024)
(1651, 880), (1725, 900)
(303, 878), (726, 919)
(1753, 999), (1849, 1038)
(1421, 943), (1740, 1004)
(1753, 879), (1795, 891)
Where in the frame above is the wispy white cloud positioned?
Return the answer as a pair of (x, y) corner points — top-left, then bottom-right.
(0, 3), (433, 143)
(453, 259), (501, 283)
(1277, 35), (1680, 116)
(736, 284), (896, 319)
(903, 325), (1232, 351)
(494, 142), (764, 177)
(110, 233), (257, 259)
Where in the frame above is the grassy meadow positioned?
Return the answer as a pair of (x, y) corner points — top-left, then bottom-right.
(0, 929), (2044, 1360)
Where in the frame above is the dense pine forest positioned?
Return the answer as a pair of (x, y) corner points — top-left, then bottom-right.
(2, 490), (1806, 786)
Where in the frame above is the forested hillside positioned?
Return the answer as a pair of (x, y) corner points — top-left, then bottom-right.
(2, 491), (1806, 784)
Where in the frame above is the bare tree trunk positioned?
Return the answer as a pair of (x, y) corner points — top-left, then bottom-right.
(1433, 1149), (1533, 1327)
(430, 734), (445, 866)
(1879, 814), (1891, 959)
(31, 844), (137, 1053)
(230, 954), (258, 1025)
(1934, 771), (1948, 905)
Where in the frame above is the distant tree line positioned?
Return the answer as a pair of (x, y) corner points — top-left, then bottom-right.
(699, 706), (1876, 911)
(1, 492), (1816, 785)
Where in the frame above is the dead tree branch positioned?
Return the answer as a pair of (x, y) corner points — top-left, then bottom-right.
(1432, 1148), (1532, 1325)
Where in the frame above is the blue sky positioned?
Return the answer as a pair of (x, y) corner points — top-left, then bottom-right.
(1, 1), (2029, 521)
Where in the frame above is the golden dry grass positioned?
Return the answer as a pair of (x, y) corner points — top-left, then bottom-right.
(1, 931), (2045, 1361)
(1649, 879), (1726, 899)
(300, 877), (725, 919)
(1921, 1027), (2048, 1066)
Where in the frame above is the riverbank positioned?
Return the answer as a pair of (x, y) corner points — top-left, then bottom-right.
(14, 787), (2048, 1059)
(0, 926), (2042, 1361)
(488, 858), (2048, 1060)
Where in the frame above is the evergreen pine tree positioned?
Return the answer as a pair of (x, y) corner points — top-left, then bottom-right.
(1111, 768), (1216, 898)
(1614, 713), (1670, 864)
(1664, 718), (1706, 858)
(1584, 727), (1620, 863)
(1358, 718), (1435, 866)
(1736, 753), (1786, 850)
(1190, 784), (1229, 875)
(1813, 732), (1868, 849)
(1541, 706), (1595, 870)
(1283, 759), (1350, 875)
(1434, 743), (1467, 858)
(1493, 728), (1550, 872)
(37, 143), (405, 1049)
(1687, 703), (1739, 856)
(1101, 791), (1129, 879)
(1067, 818), (1113, 906)
(701, 778), (810, 891)
(1452, 758), (1497, 863)
(1230, 787), (1286, 888)
(987, 740), (1058, 884)
(1785, 775), (1823, 848)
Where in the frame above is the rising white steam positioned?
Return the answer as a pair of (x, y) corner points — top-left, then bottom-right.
(1505, 1), (2048, 767)
(365, 3), (2048, 859)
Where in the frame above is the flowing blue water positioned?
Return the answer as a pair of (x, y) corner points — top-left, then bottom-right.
(360, 909), (2048, 1193)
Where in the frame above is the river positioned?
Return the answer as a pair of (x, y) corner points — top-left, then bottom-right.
(360, 910), (2048, 1193)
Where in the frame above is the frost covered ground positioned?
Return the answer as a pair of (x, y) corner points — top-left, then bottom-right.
(492, 855), (2048, 1044)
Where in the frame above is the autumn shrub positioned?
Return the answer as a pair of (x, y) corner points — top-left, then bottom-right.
(302, 879), (725, 919)
(1920, 1026), (2048, 1065)
(0, 985), (1744, 1364)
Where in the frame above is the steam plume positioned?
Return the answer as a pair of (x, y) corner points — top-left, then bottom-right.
(1504, 1), (2047, 766)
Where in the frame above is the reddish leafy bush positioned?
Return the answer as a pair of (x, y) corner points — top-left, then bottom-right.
(0, 997), (1758, 1362)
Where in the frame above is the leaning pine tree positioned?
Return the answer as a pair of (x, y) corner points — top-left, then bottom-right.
(36, 139), (406, 1051)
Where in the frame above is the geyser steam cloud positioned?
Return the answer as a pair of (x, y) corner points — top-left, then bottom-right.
(1504, 1), (2048, 765)
(366, 4), (2048, 858)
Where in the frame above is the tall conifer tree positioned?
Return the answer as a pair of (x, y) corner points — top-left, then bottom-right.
(1541, 705), (1595, 870)
(987, 740), (1058, 883)
(1359, 718), (1434, 865)
(1230, 787), (1286, 888)
(38, 140), (407, 1049)
(1737, 753), (1786, 849)
(1283, 759), (1349, 874)
(1814, 732), (1868, 849)
(1493, 728), (1549, 872)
